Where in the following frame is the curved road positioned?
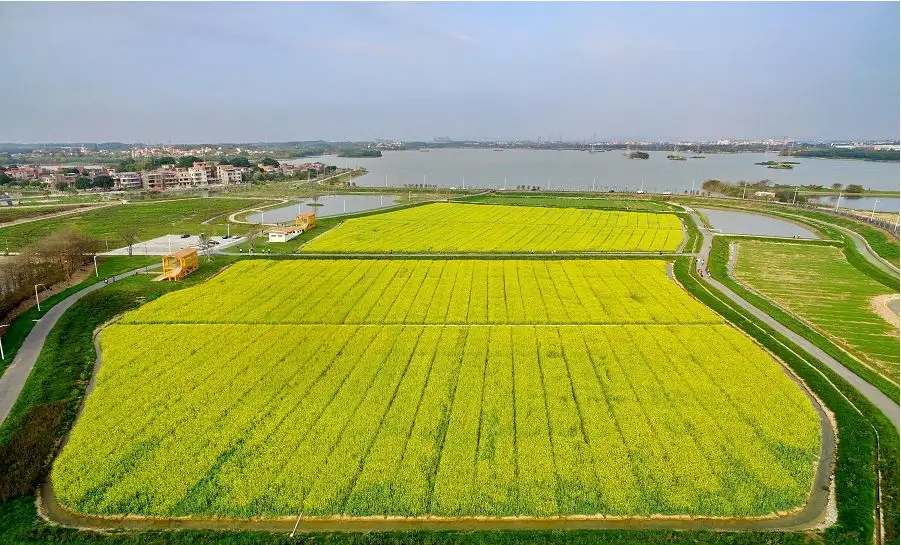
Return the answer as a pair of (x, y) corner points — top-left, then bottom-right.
(0, 263), (161, 425)
(683, 206), (899, 430)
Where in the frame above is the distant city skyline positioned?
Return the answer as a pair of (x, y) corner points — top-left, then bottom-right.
(1, 2), (898, 143)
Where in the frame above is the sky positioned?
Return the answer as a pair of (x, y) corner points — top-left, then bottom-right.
(0, 2), (898, 143)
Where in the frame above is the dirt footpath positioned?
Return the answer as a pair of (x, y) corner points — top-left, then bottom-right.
(870, 294), (900, 329)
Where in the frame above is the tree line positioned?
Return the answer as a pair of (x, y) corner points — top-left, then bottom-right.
(0, 229), (99, 320)
(781, 148), (899, 162)
(700, 179), (867, 203)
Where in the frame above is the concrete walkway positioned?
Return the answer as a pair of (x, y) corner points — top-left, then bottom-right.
(683, 206), (899, 430)
(0, 263), (161, 425)
(763, 209), (899, 278)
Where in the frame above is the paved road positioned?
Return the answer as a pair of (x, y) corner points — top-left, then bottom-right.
(0, 263), (161, 425)
(683, 206), (899, 430)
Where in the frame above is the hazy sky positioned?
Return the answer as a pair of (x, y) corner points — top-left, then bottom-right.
(1, 2), (898, 143)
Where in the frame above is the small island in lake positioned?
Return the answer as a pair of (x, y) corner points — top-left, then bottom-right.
(666, 154), (687, 161)
(337, 149), (383, 158)
(755, 160), (797, 169)
(629, 151), (650, 159)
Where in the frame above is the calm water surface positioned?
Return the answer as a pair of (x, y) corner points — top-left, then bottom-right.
(246, 194), (397, 224)
(811, 196), (900, 213)
(294, 150), (900, 193)
(698, 208), (819, 239)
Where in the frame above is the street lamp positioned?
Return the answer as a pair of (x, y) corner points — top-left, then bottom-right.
(0, 324), (8, 360)
(93, 254), (99, 278)
(34, 283), (46, 312)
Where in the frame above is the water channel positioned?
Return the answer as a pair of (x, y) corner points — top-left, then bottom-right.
(698, 208), (820, 239)
(246, 194), (398, 224)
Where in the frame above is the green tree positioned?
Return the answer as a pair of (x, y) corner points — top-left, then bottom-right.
(176, 156), (201, 168)
(92, 174), (115, 190)
(74, 176), (93, 190)
(846, 184), (865, 193)
(260, 157), (280, 168)
(831, 183), (843, 191)
(228, 156), (253, 168)
(0, 173), (11, 185)
(147, 156), (176, 169)
(117, 159), (137, 172)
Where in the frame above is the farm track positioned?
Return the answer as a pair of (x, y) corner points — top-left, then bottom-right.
(683, 206), (900, 430)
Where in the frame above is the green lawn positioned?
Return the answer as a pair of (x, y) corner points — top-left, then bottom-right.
(0, 198), (275, 251)
(734, 241), (899, 382)
(459, 194), (672, 212)
(0, 204), (95, 224)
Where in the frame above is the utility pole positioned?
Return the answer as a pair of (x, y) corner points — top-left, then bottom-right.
(592, 177), (596, 192)
(742, 182), (747, 200)
(462, 174), (465, 190)
(871, 197), (879, 219)
(93, 255), (99, 278)
(792, 187), (799, 205)
(834, 191), (842, 212)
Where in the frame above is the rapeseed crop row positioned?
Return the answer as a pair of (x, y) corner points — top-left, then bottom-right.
(121, 260), (719, 326)
(301, 203), (684, 253)
(51, 254), (823, 521)
(53, 298), (821, 519)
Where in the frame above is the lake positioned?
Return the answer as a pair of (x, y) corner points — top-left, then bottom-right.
(698, 208), (820, 239)
(811, 195), (900, 213)
(246, 194), (398, 224)
(293, 149), (900, 193)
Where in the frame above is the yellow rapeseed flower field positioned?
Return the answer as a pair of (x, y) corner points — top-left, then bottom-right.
(301, 203), (685, 253)
(52, 259), (822, 520)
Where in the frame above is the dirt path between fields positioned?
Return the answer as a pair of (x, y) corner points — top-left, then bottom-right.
(870, 294), (900, 329)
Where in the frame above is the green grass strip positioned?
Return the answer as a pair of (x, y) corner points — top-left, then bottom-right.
(708, 236), (899, 403)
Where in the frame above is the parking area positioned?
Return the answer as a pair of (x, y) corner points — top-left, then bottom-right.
(101, 234), (245, 256)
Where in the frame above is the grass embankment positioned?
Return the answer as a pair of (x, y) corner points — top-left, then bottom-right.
(674, 257), (899, 545)
(707, 237), (899, 402)
(0, 257), (238, 507)
(456, 194), (673, 212)
(762, 206), (900, 268)
(734, 241), (899, 382)
(0, 256), (159, 376)
(0, 199), (274, 252)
